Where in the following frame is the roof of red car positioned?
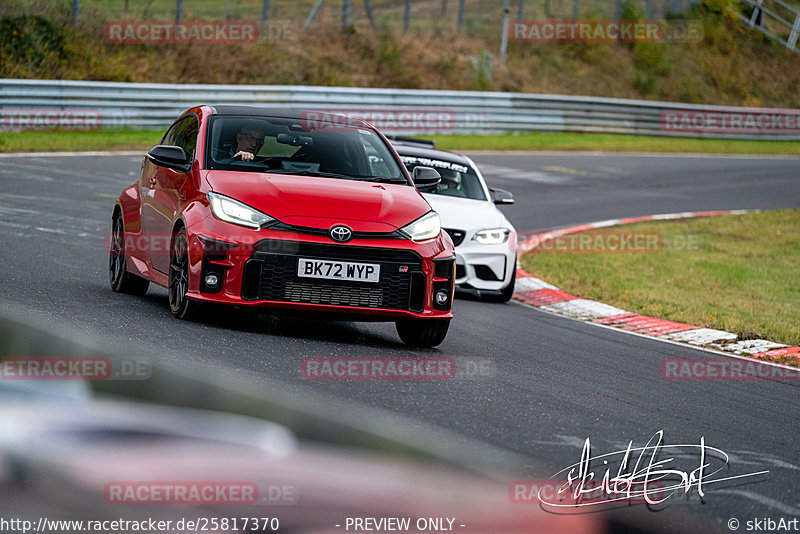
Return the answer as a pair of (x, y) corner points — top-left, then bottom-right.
(208, 105), (369, 128)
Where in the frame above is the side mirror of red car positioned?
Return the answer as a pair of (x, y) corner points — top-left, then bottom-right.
(147, 145), (191, 173)
(412, 166), (441, 190)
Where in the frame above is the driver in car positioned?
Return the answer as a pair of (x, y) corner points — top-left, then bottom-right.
(230, 122), (265, 161)
(437, 171), (463, 196)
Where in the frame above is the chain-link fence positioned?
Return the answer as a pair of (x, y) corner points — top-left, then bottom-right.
(1, 0), (701, 35)
(738, 0), (800, 52)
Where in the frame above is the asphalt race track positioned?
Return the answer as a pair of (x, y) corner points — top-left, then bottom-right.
(470, 152), (800, 230)
(1, 152), (799, 532)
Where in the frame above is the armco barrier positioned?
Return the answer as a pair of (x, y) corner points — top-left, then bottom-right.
(1, 78), (799, 140)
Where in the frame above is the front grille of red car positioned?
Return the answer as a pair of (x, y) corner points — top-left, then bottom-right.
(242, 240), (425, 311)
(283, 280), (384, 308)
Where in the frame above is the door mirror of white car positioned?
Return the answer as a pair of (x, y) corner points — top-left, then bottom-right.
(490, 187), (514, 205)
(412, 166), (441, 190)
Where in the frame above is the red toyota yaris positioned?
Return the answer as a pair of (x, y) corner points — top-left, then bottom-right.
(110, 106), (455, 347)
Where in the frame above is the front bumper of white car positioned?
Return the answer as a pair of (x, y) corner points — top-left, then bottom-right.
(445, 228), (517, 294)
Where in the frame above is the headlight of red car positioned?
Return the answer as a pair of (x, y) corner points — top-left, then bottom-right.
(399, 211), (441, 242)
(208, 192), (275, 229)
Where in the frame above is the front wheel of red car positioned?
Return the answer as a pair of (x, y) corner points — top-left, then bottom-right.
(395, 319), (450, 348)
(109, 212), (150, 296)
(169, 229), (200, 320)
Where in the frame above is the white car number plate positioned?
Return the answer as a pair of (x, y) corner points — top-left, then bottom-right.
(297, 258), (380, 283)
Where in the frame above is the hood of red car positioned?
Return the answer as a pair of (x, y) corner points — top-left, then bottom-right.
(203, 171), (430, 231)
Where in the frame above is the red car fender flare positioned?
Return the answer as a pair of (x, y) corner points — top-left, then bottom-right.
(115, 185), (142, 233)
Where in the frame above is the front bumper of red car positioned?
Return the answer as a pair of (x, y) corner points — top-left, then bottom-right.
(182, 217), (455, 320)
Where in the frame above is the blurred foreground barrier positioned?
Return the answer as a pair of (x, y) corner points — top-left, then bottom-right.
(1, 78), (799, 140)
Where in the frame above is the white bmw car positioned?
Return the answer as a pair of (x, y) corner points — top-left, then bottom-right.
(391, 138), (517, 302)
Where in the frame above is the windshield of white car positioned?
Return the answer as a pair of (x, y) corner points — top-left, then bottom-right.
(400, 156), (487, 201)
(206, 115), (407, 182)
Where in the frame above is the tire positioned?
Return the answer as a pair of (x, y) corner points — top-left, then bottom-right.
(168, 228), (201, 320)
(483, 275), (515, 303)
(109, 212), (150, 296)
(395, 319), (450, 348)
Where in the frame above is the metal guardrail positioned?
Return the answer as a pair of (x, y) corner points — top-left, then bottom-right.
(1, 78), (798, 140)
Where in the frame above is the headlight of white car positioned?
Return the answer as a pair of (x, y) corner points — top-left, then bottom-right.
(400, 211), (441, 242)
(473, 228), (510, 245)
(208, 192), (275, 229)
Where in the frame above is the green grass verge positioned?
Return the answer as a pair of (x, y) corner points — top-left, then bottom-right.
(427, 132), (800, 155)
(0, 129), (163, 153)
(2, 129), (800, 155)
(519, 209), (800, 351)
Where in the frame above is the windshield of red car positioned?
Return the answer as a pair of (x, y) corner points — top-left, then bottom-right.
(205, 115), (407, 182)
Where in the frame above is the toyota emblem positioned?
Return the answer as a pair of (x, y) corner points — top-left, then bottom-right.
(329, 225), (353, 243)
